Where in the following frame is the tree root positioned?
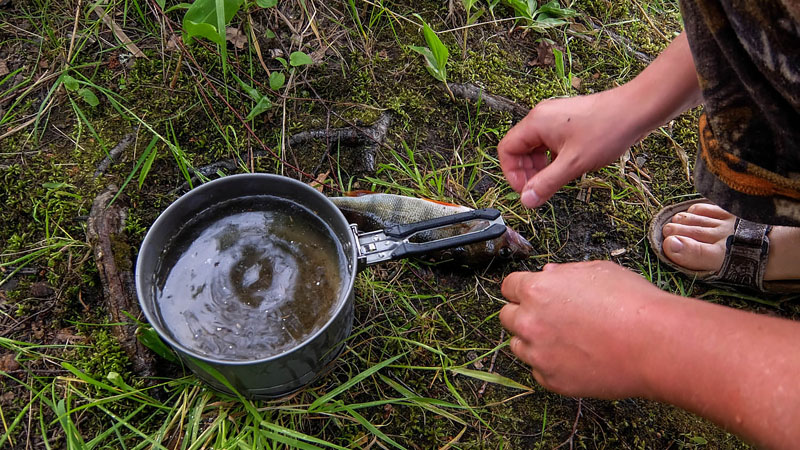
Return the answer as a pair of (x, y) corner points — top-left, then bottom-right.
(175, 112), (393, 193)
(87, 185), (155, 376)
(447, 83), (530, 121)
(94, 129), (137, 177)
(588, 22), (654, 65)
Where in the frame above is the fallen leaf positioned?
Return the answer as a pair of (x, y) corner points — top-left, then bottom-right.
(309, 171), (329, 192)
(30, 281), (54, 298)
(0, 354), (19, 372)
(226, 27), (247, 50)
(0, 60), (8, 77)
(571, 76), (582, 90)
(56, 329), (86, 342)
(569, 22), (589, 33)
(527, 40), (559, 67)
(166, 34), (180, 51)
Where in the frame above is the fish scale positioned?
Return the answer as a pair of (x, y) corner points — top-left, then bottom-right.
(330, 193), (471, 229)
(329, 193), (533, 262)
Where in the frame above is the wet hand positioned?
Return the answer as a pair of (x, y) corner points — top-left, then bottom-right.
(498, 92), (644, 208)
(499, 261), (667, 399)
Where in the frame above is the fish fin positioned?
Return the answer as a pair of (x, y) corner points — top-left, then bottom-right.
(421, 197), (464, 207)
(344, 190), (376, 197)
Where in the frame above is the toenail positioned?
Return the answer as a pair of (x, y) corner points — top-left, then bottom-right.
(667, 237), (684, 253)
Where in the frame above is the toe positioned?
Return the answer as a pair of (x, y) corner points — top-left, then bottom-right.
(671, 211), (724, 228)
(686, 202), (734, 220)
(663, 235), (725, 272)
(662, 222), (728, 245)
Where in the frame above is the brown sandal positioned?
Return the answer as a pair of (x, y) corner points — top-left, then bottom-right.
(648, 198), (800, 294)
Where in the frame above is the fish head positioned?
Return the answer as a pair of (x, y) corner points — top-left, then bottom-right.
(458, 222), (533, 262)
(495, 226), (534, 260)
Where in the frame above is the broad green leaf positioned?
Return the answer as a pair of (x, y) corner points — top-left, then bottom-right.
(553, 47), (565, 79)
(136, 324), (178, 362)
(269, 71), (285, 90)
(421, 22), (448, 73)
(233, 74), (273, 119)
(182, 0), (244, 45)
(537, 1), (576, 18)
(61, 74), (79, 91)
(245, 95), (272, 120)
(265, 28), (276, 39)
(233, 73), (261, 100)
(450, 367), (533, 390)
(275, 56), (288, 68)
(78, 88), (99, 107)
(504, 0), (535, 20)
(289, 51), (313, 66)
(183, 20), (223, 45)
(410, 45), (445, 82)
(256, 0), (277, 7)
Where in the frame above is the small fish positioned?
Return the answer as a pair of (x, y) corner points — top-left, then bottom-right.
(329, 192), (533, 263)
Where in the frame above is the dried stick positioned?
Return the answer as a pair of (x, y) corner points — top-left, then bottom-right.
(87, 185), (155, 376)
(173, 112), (392, 193)
(93, 5), (147, 59)
(447, 82), (529, 121)
(94, 129), (137, 177)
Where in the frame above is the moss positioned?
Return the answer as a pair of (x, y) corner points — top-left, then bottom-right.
(75, 325), (132, 381)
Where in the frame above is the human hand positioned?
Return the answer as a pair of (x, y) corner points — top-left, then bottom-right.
(499, 261), (668, 399)
(498, 91), (645, 208)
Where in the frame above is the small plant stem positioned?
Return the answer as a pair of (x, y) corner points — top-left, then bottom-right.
(445, 81), (456, 101)
(462, 27), (468, 59)
(66, 0), (82, 64)
(169, 51), (183, 90)
(247, 13), (270, 76)
(631, 0), (670, 43)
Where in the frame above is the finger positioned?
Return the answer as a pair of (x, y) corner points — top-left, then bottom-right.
(509, 335), (525, 356)
(520, 152), (582, 208)
(501, 272), (532, 304)
(498, 115), (544, 192)
(498, 302), (520, 331)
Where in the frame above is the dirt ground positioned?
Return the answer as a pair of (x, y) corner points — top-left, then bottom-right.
(2, 0), (797, 448)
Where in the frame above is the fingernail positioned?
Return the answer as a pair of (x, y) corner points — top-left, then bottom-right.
(521, 188), (540, 208)
(668, 237), (683, 253)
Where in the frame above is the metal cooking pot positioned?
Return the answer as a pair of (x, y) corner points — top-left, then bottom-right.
(135, 173), (506, 398)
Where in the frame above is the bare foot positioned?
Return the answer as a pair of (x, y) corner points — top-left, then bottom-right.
(662, 203), (800, 281)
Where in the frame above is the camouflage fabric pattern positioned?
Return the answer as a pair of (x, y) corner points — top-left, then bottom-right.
(680, 0), (800, 226)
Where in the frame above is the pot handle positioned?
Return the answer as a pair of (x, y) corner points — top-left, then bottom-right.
(354, 208), (507, 266)
(391, 222), (507, 259)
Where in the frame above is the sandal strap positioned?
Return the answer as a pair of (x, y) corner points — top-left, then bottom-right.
(708, 219), (772, 291)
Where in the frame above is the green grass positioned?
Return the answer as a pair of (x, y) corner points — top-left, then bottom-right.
(0, 0), (778, 448)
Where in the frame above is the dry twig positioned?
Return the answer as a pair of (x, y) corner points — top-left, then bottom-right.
(447, 82), (529, 121)
(93, 5), (147, 59)
(87, 185), (155, 376)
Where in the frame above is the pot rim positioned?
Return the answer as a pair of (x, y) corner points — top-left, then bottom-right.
(135, 173), (359, 366)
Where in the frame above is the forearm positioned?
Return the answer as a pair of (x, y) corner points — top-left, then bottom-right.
(612, 32), (702, 138)
(639, 295), (800, 448)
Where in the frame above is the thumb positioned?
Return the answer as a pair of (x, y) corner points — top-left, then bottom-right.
(520, 154), (582, 208)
